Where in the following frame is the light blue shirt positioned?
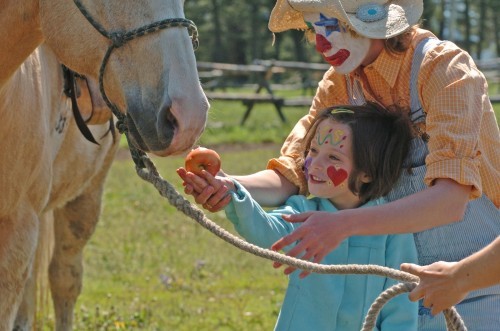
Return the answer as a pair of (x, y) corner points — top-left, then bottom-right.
(225, 181), (418, 331)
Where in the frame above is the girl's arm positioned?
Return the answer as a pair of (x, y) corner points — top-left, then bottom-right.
(178, 168), (298, 210)
(224, 180), (304, 249)
(232, 170), (298, 206)
(401, 236), (500, 315)
(272, 178), (470, 274)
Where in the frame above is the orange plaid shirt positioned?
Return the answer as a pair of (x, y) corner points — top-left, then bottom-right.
(268, 29), (500, 207)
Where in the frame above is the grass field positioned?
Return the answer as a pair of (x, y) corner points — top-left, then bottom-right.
(42, 97), (303, 330)
(71, 147), (287, 331)
(42, 96), (499, 330)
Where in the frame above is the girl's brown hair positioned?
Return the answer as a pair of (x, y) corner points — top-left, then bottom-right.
(301, 102), (414, 203)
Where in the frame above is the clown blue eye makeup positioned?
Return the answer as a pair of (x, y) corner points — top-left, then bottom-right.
(314, 13), (344, 36)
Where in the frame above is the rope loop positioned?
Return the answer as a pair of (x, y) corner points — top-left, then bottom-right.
(128, 149), (468, 331)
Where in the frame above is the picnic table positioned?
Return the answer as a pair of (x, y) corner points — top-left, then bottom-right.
(197, 61), (288, 125)
(197, 60), (330, 125)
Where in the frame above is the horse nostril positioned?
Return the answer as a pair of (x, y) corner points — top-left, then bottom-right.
(164, 107), (178, 129)
(157, 106), (176, 146)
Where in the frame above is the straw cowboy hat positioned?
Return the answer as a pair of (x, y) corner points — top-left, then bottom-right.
(269, 0), (423, 39)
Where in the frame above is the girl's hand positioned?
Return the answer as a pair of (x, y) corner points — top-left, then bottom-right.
(271, 211), (349, 278)
(176, 168), (232, 212)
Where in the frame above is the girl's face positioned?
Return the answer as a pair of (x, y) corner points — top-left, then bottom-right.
(305, 119), (365, 209)
(303, 12), (371, 74)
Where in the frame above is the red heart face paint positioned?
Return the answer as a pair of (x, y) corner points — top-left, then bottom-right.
(327, 166), (348, 186)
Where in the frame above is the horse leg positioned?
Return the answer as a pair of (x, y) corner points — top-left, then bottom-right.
(12, 270), (36, 331)
(14, 211), (55, 331)
(49, 162), (113, 331)
(0, 207), (38, 331)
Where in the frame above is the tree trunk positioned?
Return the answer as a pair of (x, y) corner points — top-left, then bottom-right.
(438, 0), (446, 39)
(476, 0), (487, 59)
(493, 0), (500, 56)
(463, 0), (471, 53)
(210, 0), (224, 62)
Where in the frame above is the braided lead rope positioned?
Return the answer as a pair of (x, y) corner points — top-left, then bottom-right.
(135, 155), (417, 282)
(132, 154), (469, 330)
(362, 282), (417, 331)
(443, 307), (469, 331)
(361, 282), (467, 331)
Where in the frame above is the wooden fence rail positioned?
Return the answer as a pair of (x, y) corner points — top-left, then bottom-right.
(197, 57), (500, 125)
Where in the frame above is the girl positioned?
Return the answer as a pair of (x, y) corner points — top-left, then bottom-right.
(180, 103), (418, 330)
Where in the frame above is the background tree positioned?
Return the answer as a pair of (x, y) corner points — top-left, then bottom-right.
(185, 0), (499, 64)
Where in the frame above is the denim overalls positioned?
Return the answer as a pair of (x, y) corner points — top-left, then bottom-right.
(347, 38), (500, 330)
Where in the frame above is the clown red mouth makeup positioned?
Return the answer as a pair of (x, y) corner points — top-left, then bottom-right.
(304, 12), (371, 74)
(325, 49), (350, 67)
(316, 34), (350, 67)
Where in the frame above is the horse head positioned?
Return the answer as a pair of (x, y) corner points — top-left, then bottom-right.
(39, 0), (209, 156)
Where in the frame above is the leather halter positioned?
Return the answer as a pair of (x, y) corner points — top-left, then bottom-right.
(71, 0), (199, 167)
(63, 65), (108, 144)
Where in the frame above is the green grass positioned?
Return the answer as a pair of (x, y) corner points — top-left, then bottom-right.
(199, 96), (309, 146)
(118, 96), (310, 149)
(41, 148), (287, 330)
(46, 88), (499, 330)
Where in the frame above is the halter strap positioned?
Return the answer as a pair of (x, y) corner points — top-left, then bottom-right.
(72, 0), (199, 168)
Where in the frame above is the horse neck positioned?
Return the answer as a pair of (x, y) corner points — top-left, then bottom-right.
(0, 0), (44, 86)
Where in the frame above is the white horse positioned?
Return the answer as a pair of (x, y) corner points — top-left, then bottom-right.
(0, 0), (209, 330)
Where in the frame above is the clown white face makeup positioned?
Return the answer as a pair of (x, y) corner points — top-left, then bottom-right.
(305, 119), (364, 209)
(303, 12), (371, 74)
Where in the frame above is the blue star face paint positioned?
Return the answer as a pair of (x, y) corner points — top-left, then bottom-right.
(314, 14), (344, 36)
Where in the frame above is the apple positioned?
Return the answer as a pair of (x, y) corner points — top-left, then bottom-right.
(184, 147), (221, 176)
